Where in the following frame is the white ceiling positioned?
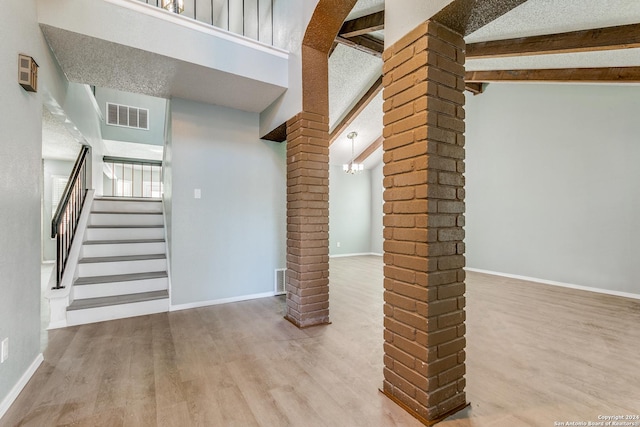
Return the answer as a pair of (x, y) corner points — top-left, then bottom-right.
(328, 0), (640, 169)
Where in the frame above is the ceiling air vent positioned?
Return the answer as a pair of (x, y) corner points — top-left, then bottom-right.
(106, 102), (149, 130)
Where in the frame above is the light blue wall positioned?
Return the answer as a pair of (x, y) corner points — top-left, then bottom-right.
(95, 87), (166, 147)
(168, 99), (286, 305)
(62, 83), (106, 195)
(42, 159), (75, 261)
(370, 162), (384, 255)
(465, 83), (640, 294)
(0, 0), (68, 410)
(329, 165), (372, 256)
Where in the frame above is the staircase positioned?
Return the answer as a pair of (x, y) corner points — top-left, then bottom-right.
(66, 197), (169, 326)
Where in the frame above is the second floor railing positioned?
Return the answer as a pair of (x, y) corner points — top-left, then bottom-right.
(140, 0), (274, 45)
(103, 156), (163, 198)
(51, 145), (90, 289)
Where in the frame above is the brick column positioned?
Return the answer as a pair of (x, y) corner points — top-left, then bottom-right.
(381, 20), (467, 423)
(284, 112), (330, 328)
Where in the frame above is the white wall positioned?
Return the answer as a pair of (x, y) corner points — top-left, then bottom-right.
(329, 165), (372, 256)
(0, 0), (68, 412)
(168, 98), (286, 306)
(465, 83), (640, 295)
(384, 0), (454, 47)
(259, 0), (318, 137)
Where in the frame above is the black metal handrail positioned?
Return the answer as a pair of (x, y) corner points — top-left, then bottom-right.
(103, 156), (163, 199)
(51, 145), (90, 289)
(143, 0), (274, 45)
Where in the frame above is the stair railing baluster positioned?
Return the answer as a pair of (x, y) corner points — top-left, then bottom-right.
(51, 145), (90, 289)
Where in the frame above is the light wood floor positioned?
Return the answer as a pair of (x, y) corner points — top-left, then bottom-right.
(3, 256), (640, 426)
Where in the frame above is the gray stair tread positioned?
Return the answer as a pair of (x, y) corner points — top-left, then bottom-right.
(68, 290), (169, 311)
(84, 239), (165, 245)
(74, 271), (168, 286)
(91, 211), (163, 215)
(79, 254), (166, 263)
(87, 225), (163, 229)
(94, 197), (162, 202)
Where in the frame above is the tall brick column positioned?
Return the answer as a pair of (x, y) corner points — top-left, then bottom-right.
(284, 112), (330, 328)
(381, 20), (467, 423)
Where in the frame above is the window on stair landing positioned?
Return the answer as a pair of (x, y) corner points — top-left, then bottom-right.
(106, 103), (149, 130)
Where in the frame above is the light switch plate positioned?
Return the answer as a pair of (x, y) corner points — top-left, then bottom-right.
(194, 189), (201, 199)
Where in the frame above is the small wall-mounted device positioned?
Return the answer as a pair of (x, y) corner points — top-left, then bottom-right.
(18, 54), (38, 92)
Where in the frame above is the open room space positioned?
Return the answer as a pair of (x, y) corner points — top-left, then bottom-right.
(3, 257), (639, 426)
(3, 0), (640, 425)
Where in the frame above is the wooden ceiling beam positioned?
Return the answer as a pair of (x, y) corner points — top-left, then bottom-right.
(354, 135), (383, 164)
(467, 23), (640, 59)
(339, 11), (385, 38)
(465, 67), (640, 83)
(464, 82), (485, 95)
(329, 75), (383, 146)
(334, 35), (383, 57)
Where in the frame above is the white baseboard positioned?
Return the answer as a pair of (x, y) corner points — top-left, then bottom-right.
(170, 291), (276, 312)
(465, 268), (640, 301)
(330, 252), (381, 258)
(0, 353), (43, 420)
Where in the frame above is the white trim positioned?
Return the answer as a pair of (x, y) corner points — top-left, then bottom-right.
(103, 0), (288, 58)
(170, 292), (276, 312)
(329, 252), (381, 258)
(465, 268), (640, 301)
(0, 353), (43, 420)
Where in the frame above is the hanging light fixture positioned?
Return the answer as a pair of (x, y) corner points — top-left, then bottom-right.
(343, 131), (364, 174)
(162, 0), (184, 14)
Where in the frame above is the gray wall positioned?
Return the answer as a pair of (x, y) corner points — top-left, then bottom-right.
(0, 0), (67, 409)
(329, 165), (372, 256)
(465, 83), (640, 294)
(42, 159), (75, 261)
(95, 87), (166, 147)
(168, 99), (286, 305)
(370, 162), (384, 255)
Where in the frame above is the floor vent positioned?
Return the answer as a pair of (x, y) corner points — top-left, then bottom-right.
(274, 268), (286, 295)
(106, 102), (149, 130)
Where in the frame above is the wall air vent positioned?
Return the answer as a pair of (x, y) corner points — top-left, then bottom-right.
(106, 102), (149, 130)
(274, 268), (286, 295)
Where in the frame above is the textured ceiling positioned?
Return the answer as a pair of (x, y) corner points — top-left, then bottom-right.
(330, 92), (383, 167)
(330, 0), (640, 169)
(465, 0), (640, 71)
(328, 44), (382, 129)
(42, 109), (83, 161)
(41, 25), (286, 113)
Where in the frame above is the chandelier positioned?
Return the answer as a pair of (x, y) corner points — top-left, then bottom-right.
(162, 0), (184, 14)
(343, 131), (364, 174)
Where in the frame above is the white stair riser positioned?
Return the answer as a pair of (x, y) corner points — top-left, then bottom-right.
(93, 200), (162, 213)
(90, 213), (163, 226)
(78, 259), (167, 277)
(82, 242), (166, 258)
(66, 298), (169, 326)
(73, 277), (168, 299)
(85, 227), (165, 241)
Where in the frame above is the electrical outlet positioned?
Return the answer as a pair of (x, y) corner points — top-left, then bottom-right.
(337, 242), (341, 248)
(1, 338), (8, 363)
(194, 189), (201, 199)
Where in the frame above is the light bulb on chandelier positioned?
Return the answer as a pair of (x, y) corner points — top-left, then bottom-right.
(343, 131), (364, 174)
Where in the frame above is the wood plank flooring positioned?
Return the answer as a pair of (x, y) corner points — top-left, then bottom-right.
(3, 256), (640, 426)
